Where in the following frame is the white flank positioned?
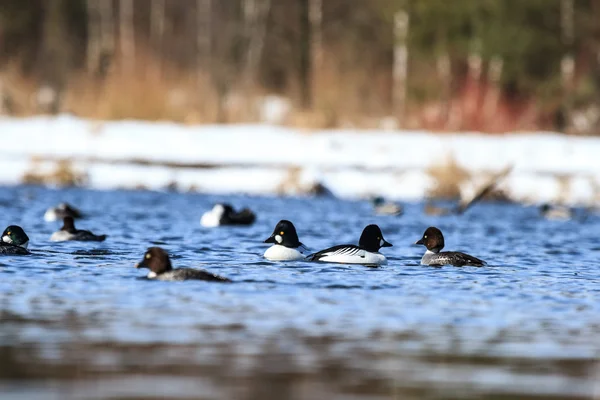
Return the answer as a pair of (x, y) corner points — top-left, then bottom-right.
(264, 245), (305, 261)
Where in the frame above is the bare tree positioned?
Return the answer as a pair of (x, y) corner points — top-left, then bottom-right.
(196, 0), (212, 81)
(98, 0), (115, 77)
(309, 0), (323, 97)
(243, 0), (272, 89)
(560, 0), (575, 132)
(393, 10), (409, 126)
(150, 0), (166, 77)
(119, 0), (135, 73)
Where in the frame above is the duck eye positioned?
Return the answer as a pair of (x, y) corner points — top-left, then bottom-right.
(145, 253), (151, 259)
(424, 235), (428, 239)
(280, 231), (284, 235)
(377, 237), (380, 240)
(6, 232), (10, 236)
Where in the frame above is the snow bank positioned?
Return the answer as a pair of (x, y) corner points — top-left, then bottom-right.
(1, 115), (599, 204)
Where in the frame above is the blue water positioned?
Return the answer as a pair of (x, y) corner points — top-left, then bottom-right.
(0, 186), (598, 399)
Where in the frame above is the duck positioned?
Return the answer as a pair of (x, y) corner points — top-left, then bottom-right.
(1, 225), (30, 255)
(200, 203), (256, 227)
(307, 224), (392, 266)
(414, 226), (485, 267)
(539, 203), (573, 221)
(135, 247), (231, 282)
(50, 216), (107, 242)
(44, 202), (83, 222)
(372, 196), (403, 216)
(264, 220), (307, 261)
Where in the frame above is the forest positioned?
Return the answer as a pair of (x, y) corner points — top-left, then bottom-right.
(1, 0), (599, 133)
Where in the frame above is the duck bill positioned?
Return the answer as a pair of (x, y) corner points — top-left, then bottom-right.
(264, 235), (276, 244)
(135, 261), (146, 269)
(381, 239), (393, 247)
(414, 238), (424, 245)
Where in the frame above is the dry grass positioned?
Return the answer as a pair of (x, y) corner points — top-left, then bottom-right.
(22, 159), (88, 187)
(426, 155), (470, 199)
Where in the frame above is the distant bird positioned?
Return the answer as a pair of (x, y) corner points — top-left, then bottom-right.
(307, 224), (392, 266)
(50, 216), (107, 242)
(1, 225), (30, 255)
(200, 203), (256, 227)
(539, 203), (573, 221)
(44, 202), (84, 222)
(135, 247), (231, 282)
(371, 196), (403, 216)
(263, 220), (307, 261)
(414, 226), (485, 267)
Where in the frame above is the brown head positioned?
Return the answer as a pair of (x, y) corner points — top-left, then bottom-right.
(61, 216), (77, 233)
(135, 247), (173, 276)
(415, 227), (445, 253)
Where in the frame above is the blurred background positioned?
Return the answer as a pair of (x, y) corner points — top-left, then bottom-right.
(1, 0), (600, 133)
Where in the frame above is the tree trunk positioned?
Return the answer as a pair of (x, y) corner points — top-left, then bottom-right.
(560, 0), (575, 132)
(150, 0), (165, 77)
(392, 10), (409, 127)
(86, 0), (101, 74)
(196, 0), (212, 81)
(243, 0), (271, 89)
(119, 0), (135, 74)
(299, 0), (312, 109)
(39, 0), (70, 113)
(98, 0), (115, 77)
(309, 0), (322, 103)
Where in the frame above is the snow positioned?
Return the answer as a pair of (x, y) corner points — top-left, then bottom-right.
(1, 114), (600, 204)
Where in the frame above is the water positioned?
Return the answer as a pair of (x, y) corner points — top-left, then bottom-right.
(0, 186), (599, 400)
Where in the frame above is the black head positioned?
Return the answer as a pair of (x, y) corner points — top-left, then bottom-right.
(135, 247), (173, 276)
(415, 226), (445, 253)
(372, 196), (385, 206)
(61, 216), (77, 233)
(264, 220), (302, 248)
(2, 225), (29, 248)
(358, 224), (392, 252)
(58, 202), (82, 218)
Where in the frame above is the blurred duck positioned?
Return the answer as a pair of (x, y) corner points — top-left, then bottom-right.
(135, 247), (231, 282)
(1, 225), (30, 255)
(415, 227), (485, 267)
(200, 203), (256, 227)
(264, 220), (307, 261)
(44, 202), (83, 222)
(50, 217), (107, 242)
(539, 203), (573, 221)
(307, 224), (392, 266)
(372, 196), (403, 216)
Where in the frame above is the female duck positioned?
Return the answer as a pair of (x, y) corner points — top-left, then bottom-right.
(264, 220), (307, 261)
(135, 247), (231, 282)
(307, 224), (392, 266)
(50, 217), (107, 242)
(415, 226), (485, 267)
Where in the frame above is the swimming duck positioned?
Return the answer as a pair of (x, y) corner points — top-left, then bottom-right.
(1, 225), (30, 255)
(264, 220), (307, 261)
(200, 203), (256, 227)
(307, 224), (392, 266)
(539, 203), (573, 221)
(50, 216), (107, 242)
(372, 196), (403, 216)
(415, 226), (485, 267)
(44, 202), (84, 222)
(135, 247), (231, 282)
